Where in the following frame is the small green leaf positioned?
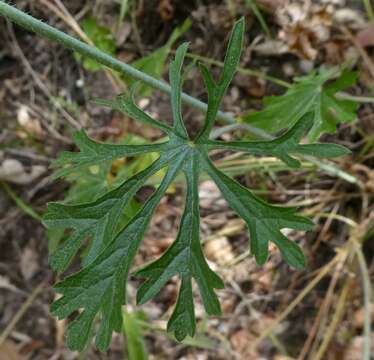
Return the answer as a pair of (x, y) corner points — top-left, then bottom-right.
(51, 129), (169, 179)
(196, 17), (244, 141)
(75, 17), (116, 72)
(125, 19), (191, 97)
(245, 68), (359, 141)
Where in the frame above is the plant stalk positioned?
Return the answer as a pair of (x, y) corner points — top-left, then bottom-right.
(0, 1), (269, 137)
(0, 2), (362, 185)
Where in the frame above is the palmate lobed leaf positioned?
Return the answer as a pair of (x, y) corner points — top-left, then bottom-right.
(43, 18), (352, 351)
(244, 68), (359, 141)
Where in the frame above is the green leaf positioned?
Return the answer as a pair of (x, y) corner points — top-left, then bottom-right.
(50, 129), (170, 179)
(135, 152), (224, 341)
(45, 152), (178, 272)
(244, 68), (359, 141)
(122, 309), (148, 360)
(49, 153), (185, 351)
(125, 19), (191, 97)
(207, 114), (351, 168)
(75, 17), (116, 72)
(44, 18), (352, 352)
(202, 154), (312, 267)
(119, 0), (130, 23)
(196, 17), (244, 141)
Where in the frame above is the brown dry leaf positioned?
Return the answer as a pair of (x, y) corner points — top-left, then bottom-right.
(324, 39), (358, 65)
(276, 4), (333, 60)
(221, 297), (236, 315)
(19, 340), (44, 355)
(256, 0), (287, 12)
(157, 0), (174, 21)
(235, 73), (266, 98)
(0, 340), (22, 360)
(115, 22), (132, 46)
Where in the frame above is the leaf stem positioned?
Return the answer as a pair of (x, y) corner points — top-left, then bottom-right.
(1, 181), (42, 222)
(0, 1), (268, 136)
(0, 2), (361, 185)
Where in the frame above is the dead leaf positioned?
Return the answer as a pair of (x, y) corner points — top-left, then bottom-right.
(255, 0), (287, 12)
(276, 4), (333, 60)
(157, 0), (174, 21)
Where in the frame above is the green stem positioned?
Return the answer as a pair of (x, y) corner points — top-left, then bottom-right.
(0, 1), (270, 137)
(0, 2), (361, 185)
(336, 92), (374, 103)
(1, 181), (42, 222)
(363, 0), (374, 20)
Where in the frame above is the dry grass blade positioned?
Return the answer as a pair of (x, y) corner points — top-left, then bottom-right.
(251, 254), (342, 351)
(313, 276), (353, 360)
(298, 253), (348, 360)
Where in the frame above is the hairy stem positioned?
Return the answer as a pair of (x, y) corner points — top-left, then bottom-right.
(0, 1), (269, 137)
(0, 2), (362, 185)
